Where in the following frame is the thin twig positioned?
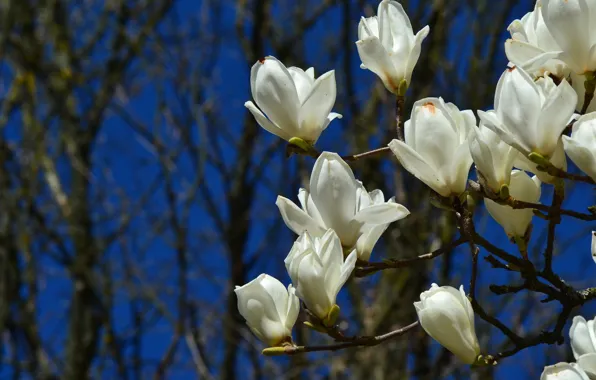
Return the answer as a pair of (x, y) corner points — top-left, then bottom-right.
(274, 321), (419, 355)
(354, 237), (466, 277)
(341, 146), (391, 162)
(395, 94), (406, 141)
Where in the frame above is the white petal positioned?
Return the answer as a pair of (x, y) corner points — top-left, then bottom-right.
(358, 16), (379, 40)
(251, 57), (300, 135)
(537, 79), (578, 156)
(337, 249), (357, 289)
(485, 170), (540, 238)
(299, 71), (338, 142)
(505, 39), (563, 75)
(541, 362), (591, 380)
(287, 66), (315, 104)
(354, 202), (410, 224)
(245, 101), (292, 141)
(378, 0), (413, 53)
(321, 112), (343, 131)
(285, 285), (300, 331)
(570, 316), (596, 359)
(410, 99), (460, 171)
(356, 37), (400, 93)
(541, 0), (591, 73)
(388, 139), (449, 196)
(496, 67), (541, 152)
(563, 136), (596, 181)
(355, 224), (388, 261)
(577, 353), (596, 379)
(235, 274), (291, 345)
(309, 152), (359, 242)
(479, 110), (531, 155)
(405, 26), (430, 84)
(442, 142), (473, 195)
(276, 196), (326, 237)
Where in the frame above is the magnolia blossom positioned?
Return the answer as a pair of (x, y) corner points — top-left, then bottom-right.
(388, 97), (474, 197)
(356, 0), (429, 93)
(414, 284), (481, 364)
(235, 274), (299, 346)
(541, 363), (591, 380)
(578, 354), (596, 379)
(244, 56), (341, 143)
(276, 152), (410, 260)
(541, 0), (596, 74)
(570, 315), (596, 359)
(562, 113), (596, 181)
(505, 0), (566, 78)
(479, 67), (577, 161)
(468, 122), (517, 192)
(284, 230), (357, 320)
(485, 170), (541, 239)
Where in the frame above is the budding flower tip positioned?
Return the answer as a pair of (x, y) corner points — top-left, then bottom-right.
(498, 184), (510, 200)
(261, 346), (288, 356)
(323, 304), (341, 327)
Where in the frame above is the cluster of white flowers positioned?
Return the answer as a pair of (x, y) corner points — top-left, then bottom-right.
(541, 314), (596, 379)
(234, 0), (596, 368)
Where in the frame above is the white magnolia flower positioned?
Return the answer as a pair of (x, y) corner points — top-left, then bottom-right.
(235, 274), (300, 346)
(276, 152), (410, 260)
(389, 97), (475, 197)
(541, 0), (596, 74)
(414, 284), (481, 364)
(479, 67), (577, 161)
(356, 0), (429, 93)
(505, 0), (567, 78)
(570, 315), (596, 359)
(245, 56), (341, 143)
(285, 230), (357, 320)
(485, 170), (542, 239)
(469, 121), (517, 192)
(562, 113), (596, 181)
(578, 354), (596, 379)
(541, 363), (591, 380)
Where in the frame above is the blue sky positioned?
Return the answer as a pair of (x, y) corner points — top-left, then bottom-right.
(3, 0), (595, 378)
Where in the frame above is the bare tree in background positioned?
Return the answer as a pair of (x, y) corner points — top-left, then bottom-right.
(0, 0), (592, 379)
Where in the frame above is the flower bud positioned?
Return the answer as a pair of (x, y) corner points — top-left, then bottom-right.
(356, 0), (429, 93)
(414, 284), (481, 364)
(562, 113), (596, 182)
(235, 274), (300, 346)
(485, 170), (541, 239)
(285, 230), (357, 321)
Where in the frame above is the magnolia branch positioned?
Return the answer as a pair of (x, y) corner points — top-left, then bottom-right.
(468, 180), (596, 221)
(286, 142), (391, 162)
(263, 321), (419, 355)
(354, 236), (467, 277)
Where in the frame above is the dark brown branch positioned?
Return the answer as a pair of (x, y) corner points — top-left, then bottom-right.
(395, 94), (406, 141)
(268, 321), (419, 355)
(354, 237), (466, 277)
